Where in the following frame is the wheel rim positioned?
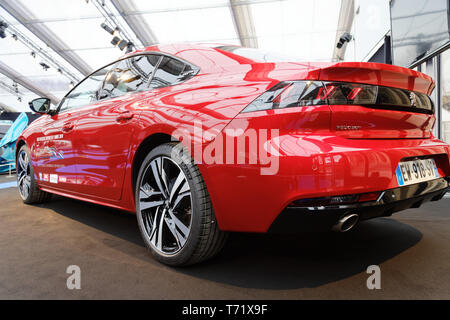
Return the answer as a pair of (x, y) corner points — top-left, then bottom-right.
(139, 156), (192, 255)
(17, 150), (31, 200)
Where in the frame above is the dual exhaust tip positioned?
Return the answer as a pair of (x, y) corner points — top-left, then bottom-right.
(332, 213), (359, 232)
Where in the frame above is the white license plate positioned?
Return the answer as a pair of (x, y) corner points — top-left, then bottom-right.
(395, 158), (439, 186)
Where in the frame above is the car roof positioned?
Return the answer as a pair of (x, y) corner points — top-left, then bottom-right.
(129, 43), (327, 72)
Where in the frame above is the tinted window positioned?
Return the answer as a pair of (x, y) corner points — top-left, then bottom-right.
(150, 56), (193, 88)
(101, 54), (160, 98)
(59, 68), (109, 112)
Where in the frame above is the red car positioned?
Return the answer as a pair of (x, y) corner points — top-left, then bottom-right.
(17, 43), (450, 266)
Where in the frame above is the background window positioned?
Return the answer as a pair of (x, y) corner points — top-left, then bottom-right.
(150, 56), (192, 88)
(101, 54), (160, 98)
(440, 51), (450, 144)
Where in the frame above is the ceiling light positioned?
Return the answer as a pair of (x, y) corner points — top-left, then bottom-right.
(111, 36), (120, 46)
(126, 42), (134, 54)
(117, 39), (128, 51)
(40, 62), (50, 71)
(0, 20), (8, 39)
(111, 36), (128, 51)
(336, 32), (353, 49)
(101, 22), (114, 35)
(101, 22), (120, 36)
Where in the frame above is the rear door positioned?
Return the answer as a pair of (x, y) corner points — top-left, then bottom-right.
(73, 54), (160, 200)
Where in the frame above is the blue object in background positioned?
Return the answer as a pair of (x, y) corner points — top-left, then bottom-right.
(0, 113), (29, 173)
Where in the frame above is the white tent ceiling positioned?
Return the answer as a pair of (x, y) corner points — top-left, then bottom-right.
(0, 0), (341, 112)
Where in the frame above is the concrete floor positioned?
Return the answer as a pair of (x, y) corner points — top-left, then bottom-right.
(0, 174), (449, 299)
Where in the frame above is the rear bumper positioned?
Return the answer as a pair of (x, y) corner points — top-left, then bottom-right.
(268, 177), (449, 233)
(202, 135), (450, 233)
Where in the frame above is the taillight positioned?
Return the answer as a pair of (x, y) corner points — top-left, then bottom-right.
(325, 82), (378, 105)
(243, 81), (326, 112)
(242, 81), (434, 114)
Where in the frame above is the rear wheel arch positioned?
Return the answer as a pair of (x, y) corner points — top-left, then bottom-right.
(132, 133), (175, 192)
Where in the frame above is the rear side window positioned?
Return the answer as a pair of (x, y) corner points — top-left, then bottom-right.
(150, 56), (195, 89)
(101, 54), (160, 99)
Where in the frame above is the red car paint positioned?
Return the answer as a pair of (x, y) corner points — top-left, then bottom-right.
(17, 43), (450, 232)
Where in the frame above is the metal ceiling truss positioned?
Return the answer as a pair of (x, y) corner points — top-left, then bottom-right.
(91, 0), (142, 49)
(0, 0), (92, 76)
(0, 60), (60, 105)
(229, 0), (258, 48)
(119, 0), (288, 16)
(332, 0), (355, 62)
(0, 101), (15, 112)
(0, 13), (80, 84)
(0, 78), (23, 101)
(110, 0), (158, 46)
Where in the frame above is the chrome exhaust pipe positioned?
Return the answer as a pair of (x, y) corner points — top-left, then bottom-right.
(332, 213), (359, 232)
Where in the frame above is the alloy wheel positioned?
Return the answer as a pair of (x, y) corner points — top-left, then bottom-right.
(139, 156), (193, 255)
(17, 150), (31, 200)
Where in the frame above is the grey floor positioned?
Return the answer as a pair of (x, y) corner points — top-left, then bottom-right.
(0, 174), (449, 299)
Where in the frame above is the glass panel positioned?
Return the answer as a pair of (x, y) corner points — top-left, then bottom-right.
(25, 75), (72, 93)
(251, 0), (341, 61)
(74, 48), (124, 71)
(130, 0), (228, 12)
(150, 56), (187, 88)
(42, 18), (115, 50)
(141, 7), (237, 43)
(102, 54), (160, 98)
(16, 0), (101, 20)
(59, 67), (110, 112)
(440, 51), (450, 144)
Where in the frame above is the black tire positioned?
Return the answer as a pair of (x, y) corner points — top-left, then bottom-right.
(17, 145), (52, 204)
(135, 142), (228, 266)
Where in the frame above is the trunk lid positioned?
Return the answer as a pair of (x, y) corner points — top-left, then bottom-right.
(317, 62), (435, 139)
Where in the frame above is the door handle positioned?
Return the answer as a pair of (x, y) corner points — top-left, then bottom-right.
(62, 121), (74, 132)
(116, 111), (134, 122)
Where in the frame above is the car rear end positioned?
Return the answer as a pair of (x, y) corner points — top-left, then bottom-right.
(207, 61), (450, 233)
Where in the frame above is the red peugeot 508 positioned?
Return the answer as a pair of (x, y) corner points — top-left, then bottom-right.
(17, 43), (449, 266)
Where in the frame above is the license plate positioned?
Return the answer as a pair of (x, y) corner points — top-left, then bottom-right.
(395, 158), (439, 186)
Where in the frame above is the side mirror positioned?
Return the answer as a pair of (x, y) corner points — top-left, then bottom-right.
(29, 98), (51, 114)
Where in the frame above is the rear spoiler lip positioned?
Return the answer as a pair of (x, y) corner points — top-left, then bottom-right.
(315, 62), (435, 95)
